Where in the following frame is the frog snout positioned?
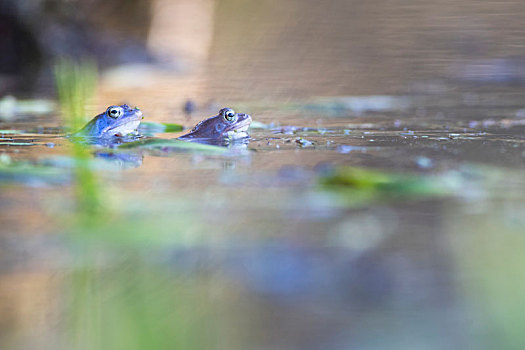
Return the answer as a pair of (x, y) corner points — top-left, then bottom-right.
(134, 108), (144, 119)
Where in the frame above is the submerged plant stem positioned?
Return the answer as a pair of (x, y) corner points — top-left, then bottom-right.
(54, 58), (102, 221)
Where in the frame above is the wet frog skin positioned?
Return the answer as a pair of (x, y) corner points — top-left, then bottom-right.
(76, 104), (143, 138)
(178, 108), (252, 143)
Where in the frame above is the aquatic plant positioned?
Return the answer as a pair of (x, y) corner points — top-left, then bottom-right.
(53, 59), (216, 350)
(139, 121), (183, 134)
(450, 202), (525, 349)
(54, 58), (101, 219)
(67, 260), (218, 350)
(54, 59), (98, 132)
(318, 166), (463, 208)
(320, 166), (442, 196)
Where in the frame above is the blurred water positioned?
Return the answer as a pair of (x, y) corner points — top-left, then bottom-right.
(1, 0), (525, 349)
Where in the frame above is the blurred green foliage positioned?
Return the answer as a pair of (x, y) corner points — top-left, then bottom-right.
(67, 260), (217, 350)
(54, 58), (101, 220)
(452, 205), (525, 349)
(54, 59), (97, 131)
(140, 121), (184, 134)
(54, 60), (215, 350)
(320, 166), (446, 198)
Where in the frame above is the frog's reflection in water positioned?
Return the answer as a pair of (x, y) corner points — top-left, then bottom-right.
(92, 136), (251, 171)
(94, 151), (144, 169)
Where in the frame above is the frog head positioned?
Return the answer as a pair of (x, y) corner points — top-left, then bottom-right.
(179, 108), (252, 142)
(77, 104), (143, 138)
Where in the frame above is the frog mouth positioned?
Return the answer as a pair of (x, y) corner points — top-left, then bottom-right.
(224, 117), (252, 140)
(224, 114), (252, 134)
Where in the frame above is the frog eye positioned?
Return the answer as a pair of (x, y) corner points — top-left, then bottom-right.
(107, 106), (123, 119)
(222, 108), (236, 122)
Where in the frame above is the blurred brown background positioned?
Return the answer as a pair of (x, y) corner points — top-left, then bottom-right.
(2, 0), (525, 99)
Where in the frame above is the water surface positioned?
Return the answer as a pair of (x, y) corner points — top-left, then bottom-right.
(1, 0), (525, 349)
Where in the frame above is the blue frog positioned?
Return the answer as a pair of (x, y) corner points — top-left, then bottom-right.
(178, 108), (252, 143)
(76, 104), (143, 138)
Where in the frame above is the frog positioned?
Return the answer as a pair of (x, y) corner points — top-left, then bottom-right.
(75, 104), (144, 138)
(178, 107), (252, 143)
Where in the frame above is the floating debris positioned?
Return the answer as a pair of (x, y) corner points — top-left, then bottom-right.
(0, 96), (55, 120)
(249, 121), (275, 130)
(0, 130), (23, 135)
(415, 156), (434, 169)
(302, 95), (411, 116)
(295, 137), (313, 147)
(183, 99), (197, 114)
(0, 142), (36, 146)
(276, 126), (299, 135)
(451, 58), (525, 84)
(337, 145), (369, 154)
